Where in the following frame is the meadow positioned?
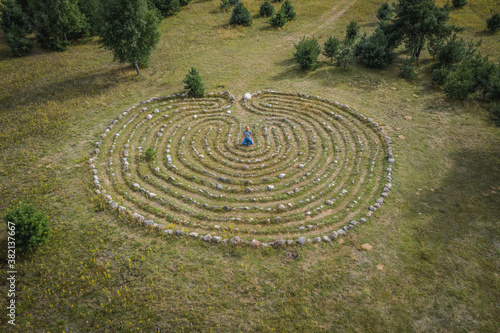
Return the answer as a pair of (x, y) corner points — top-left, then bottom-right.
(0, 0), (499, 331)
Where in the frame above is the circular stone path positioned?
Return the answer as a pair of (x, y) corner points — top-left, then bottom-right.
(88, 90), (394, 246)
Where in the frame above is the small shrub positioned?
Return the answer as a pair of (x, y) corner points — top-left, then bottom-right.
(293, 36), (321, 70)
(431, 66), (451, 86)
(399, 57), (418, 80)
(5, 25), (32, 57)
(270, 11), (287, 27)
(376, 2), (393, 21)
(345, 20), (360, 46)
(490, 102), (500, 126)
(436, 34), (467, 67)
(259, 1), (275, 17)
(452, 0), (467, 8)
(357, 27), (395, 69)
(229, 2), (252, 26)
(4, 203), (50, 252)
(486, 13), (500, 32)
(152, 0), (181, 16)
(183, 67), (205, 97)
(220, 0), (231, 12)
(323, 36), (340, 62)
(179, 0), (191, 6)
(279, 0), (296, 21)
(443, 64), (475, 99)
(144, 147), (157, 161)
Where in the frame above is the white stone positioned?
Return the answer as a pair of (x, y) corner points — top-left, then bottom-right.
(243, 93), (252, 100)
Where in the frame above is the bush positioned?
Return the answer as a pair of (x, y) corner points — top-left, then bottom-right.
(4, 203), (50, 252)
(399, 57), (418, 80)
(486, 13), (500, 32)
(357, 26), (395, 69)
(151, 0), (181, 16)
(452, 0), (467, 8)
(179, 0), (190, 6)
(144, 147), (157, 161)
(436, 34), (467, 67)
(323, 36), (340, 62)
(0, 0), (30, 33)
(219, 0), (231, 12)
(376, 2), (393, 21)
(183, 67), (205, 97)
(490, 102), (500, 126)
(279, 0), (296, 21)
(229, 2), (252, 26)
(431, 66), (451, 86)
(335, 43), (354, 70)
(444, 64), (475, 99)
(259, 1), (274, 17)
(293, 36), (321, 70)
(345, 20), (360, 46)
(270, 11), (287, 27)
(5, 24), (33, 56)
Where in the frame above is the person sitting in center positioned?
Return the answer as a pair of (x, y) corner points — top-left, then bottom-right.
(241, 126), (254, 146)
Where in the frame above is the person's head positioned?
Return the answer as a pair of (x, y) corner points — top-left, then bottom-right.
(245, 126), (250, 131)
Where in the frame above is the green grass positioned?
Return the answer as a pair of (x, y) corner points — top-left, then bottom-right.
(1, 0), (499, 331)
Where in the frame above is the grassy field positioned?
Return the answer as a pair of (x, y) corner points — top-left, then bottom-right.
(1, 0), (499, 331)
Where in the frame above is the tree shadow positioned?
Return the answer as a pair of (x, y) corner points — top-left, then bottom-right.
(409, 148), (500, 249)
(2, 67), (125, 109)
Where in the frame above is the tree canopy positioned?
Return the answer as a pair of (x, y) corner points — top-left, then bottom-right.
(99, 0), (161, 75)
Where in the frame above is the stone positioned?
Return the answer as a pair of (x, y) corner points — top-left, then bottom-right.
(296, 237), (306, 245)
(274, 240), (286, 246)
(369, 205), (376, 211)
(313, 237), (321, 243)
(229, 236), (241, 244)
(189, 232), (199, 237)
(110, 202), (118, 209)
(144, 220), (154, 226)
(361, 243), (373, 251)
(203, 234), (212, 242)
(212, 236), (221, 243)
(278, 204), (286, 210)
(329, 231), (338, 239)
(279, 174), (286, 179)
(267, 185), (274, 190)
(251, 239), (261, 247)
(322, 236), (332, 242)
(243, 93), (252, 100)
(298, 164), (305, 168)
(215, 184), (223, 190)
(325, 200), (334, 205)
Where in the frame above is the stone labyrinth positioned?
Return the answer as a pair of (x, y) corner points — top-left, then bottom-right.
(89, 90), (395, 246)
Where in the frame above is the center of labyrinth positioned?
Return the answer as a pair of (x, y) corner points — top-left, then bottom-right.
(89, 90), (394, 246)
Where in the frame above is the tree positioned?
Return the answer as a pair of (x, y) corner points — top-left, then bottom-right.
(279, 0), (296, 21)
(30, 0), (88, 51)
(486, 13), (500, 32)
(259, 1), (275, 17)
(452, 0), (467, 8)
(5, 25), (33, 56)
(270, 11), (287, 27)
(293, 36), (321, 70)
(443, 63), (475, 99)
(344, 20), (360, 46)
(323, 36), (340, 62)
(229, 2), (252, 26)
(183, 67), (205, 97)
(78, 0), (101, 35)
(335, 43), (354, 70)
(4, 203), (50, 252)
(392, 0), (456, 62)
(356, 26), (395, 69)
(99, 0), (161, 75)
(435, 34), (467, 68)
(179, 0), (191, 6)
(0, 0), (30, 33)
(376, 2), (393, 21)
(399, 56), (418, 80)
(150, 0), (181, 16)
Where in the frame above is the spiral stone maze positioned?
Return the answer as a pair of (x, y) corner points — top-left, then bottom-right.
(88, 90), (395, 246)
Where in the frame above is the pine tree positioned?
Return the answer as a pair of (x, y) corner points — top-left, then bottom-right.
(270, 11), (287, 27)
(30, 0), (88, 51)
(99, 0), (161, 75)
(183, 67), (205, 97)
(279, 0), (295, 21)
(293, 36), (321, 70)
(229, 2), (252, 26)
(259, 1), (275, 17)
(486, 13), (500, 32)
(344, 20), (360, 46)
(376, 2), (393, 21)
(356, 26), (395, 69)
(151, 0), (181, 16)
(323, 36), (340, 62)
(452, 0), (467, 8)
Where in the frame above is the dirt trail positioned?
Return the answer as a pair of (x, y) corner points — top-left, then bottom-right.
(313, 0), (358, 35)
